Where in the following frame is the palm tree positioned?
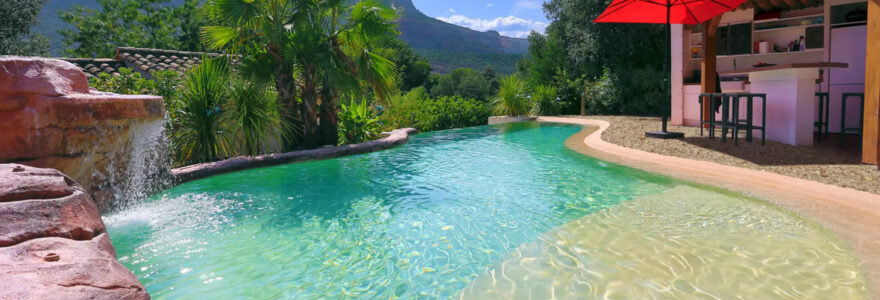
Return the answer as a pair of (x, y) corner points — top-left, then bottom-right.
(202, 0), (398, 149)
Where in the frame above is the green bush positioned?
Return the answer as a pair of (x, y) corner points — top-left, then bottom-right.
(89, 69), (183, 118)
(89, 68), (156, 95)
(173, 57), (234, 164)
(229, 80), (281, 155)
(492, 75), (529, 117)
(582, 70), (617, 115)
(382, 88), (490, 132)
(530, 84), (558, 116)
(338, 100), (381, 145)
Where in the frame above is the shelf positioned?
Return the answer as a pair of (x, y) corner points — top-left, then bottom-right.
(750, 48), (824, 56)
(753, 24), (823, 33)
(753, 13), (824, 25)
(831, 21), (867, 28)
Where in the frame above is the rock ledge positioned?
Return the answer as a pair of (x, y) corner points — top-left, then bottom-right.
(0, 164), (149, 300)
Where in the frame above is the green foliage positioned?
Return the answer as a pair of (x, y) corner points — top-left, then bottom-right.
(376, 38), (432, 92)
(515, 0), (667, 116)
(204, 0), (399, 149)
(60, 0), (204, 57)
(430, 68), (493, 101)
(338, 100), (381, 145)
(173, 57), (233, 164)
(381, 87), (490, 132)
(582, 70), (617, 114)
(0, 0), (50, 56)
(530, 84), (558, 116)
(229, 80), (280, 155)
(151, 71), (184, 118)
(520, 32), (567, 87)
(89, 68), (156, 95)
(492, 75), (530, 117)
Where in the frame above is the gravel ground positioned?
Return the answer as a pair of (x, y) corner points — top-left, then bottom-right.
(566, 115), (880, 195)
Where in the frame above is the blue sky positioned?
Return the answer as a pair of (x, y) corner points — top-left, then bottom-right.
(411, 0), (549, 38)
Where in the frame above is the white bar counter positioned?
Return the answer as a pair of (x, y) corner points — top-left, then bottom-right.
(720, 62), (848, 146)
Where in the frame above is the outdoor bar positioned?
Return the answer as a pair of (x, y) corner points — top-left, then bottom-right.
(669, 0), (878, 165)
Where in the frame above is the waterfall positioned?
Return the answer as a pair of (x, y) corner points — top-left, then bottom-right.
(110, 118), (173, 211)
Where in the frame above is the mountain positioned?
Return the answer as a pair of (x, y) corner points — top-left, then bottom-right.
(381, 0), (527, 73)
(34, 0), (527, 73)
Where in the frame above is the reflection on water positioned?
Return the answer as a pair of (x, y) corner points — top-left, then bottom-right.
(103, 123), (867, 299)
(460, 185), (867, 299)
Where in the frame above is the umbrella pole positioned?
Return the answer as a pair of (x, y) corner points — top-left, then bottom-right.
(646, 2), (685, 139)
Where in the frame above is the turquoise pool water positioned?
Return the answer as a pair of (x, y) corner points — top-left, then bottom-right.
(104, 122), (867, 299)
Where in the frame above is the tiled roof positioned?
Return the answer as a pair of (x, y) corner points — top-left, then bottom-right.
(61, 47), (223, 79)
(62, 58), (128, 78)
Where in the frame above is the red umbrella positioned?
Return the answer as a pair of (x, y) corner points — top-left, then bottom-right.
(594, 0), (744, 138)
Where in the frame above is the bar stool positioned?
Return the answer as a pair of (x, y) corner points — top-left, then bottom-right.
(731, 93), (767, 146)
(814, 92), (829, 141)
(698, 93), (734, 140)
(840, 92), (865, 148)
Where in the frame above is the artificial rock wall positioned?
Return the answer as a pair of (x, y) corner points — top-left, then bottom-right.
(0, 57), (165, 211)
(0, 164), (149, 299)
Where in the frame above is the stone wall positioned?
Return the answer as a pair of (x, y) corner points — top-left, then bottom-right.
(0, 57), (165, 212)
(0, 164), (148, 299)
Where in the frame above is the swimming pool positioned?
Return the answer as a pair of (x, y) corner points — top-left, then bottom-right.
(104, 122), (868, 299)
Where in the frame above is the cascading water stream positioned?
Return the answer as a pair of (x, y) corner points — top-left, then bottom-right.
(111, 118), (174, 210)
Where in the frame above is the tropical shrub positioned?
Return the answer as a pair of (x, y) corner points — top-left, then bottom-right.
(382, 88), (490, 132)
(229, 80), (280, 155)
(172, 57), (233, 164)
(338, 100), (381, 145)
(492, 75), (530, 117)
(530, 84), (558, 116)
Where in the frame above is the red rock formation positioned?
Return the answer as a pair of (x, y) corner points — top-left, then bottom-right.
(0, 164), (149, 299)
(0, 57), (165, 211)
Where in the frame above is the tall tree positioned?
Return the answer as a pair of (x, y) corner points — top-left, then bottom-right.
(203, 0), (398, 148)
(0, 0), (50, 56)
(60, 0), (205, 58)
(517, 0), (666, 115)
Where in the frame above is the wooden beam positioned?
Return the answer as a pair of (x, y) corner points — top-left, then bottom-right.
(782, 0), (803, 9)
(768, 0), (790, 11)
(802, 0), (818, 8)
(701, 16), (723, 127)
(751, 0), (776, 11)
(864, 0), (880, 166)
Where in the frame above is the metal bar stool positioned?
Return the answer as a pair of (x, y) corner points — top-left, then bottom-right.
(815, 92), (830, 141)
(840, 93), (865, 148)
(731, 93), (767, 146)
(698, 93), (731, 140)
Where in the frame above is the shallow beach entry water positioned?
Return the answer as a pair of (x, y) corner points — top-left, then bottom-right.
(104, 122), (868, 299)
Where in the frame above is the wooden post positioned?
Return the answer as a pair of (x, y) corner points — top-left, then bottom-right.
(701, 16), (723, 127)
(864, 0), (880, 166)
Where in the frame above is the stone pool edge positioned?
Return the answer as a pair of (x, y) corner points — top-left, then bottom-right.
(171, 128), (418, 184)
(539, 116), (880, 298)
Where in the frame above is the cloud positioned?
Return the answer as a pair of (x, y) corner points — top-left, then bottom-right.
(436, 14), (547, 38)
(486, 3), (494, 7)
(499, 30), (532, 38)
(449, 8), (455, 13)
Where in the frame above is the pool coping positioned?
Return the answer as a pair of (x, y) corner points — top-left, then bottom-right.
(170, 128), (418, 184)
(539, 116), (880, 297)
